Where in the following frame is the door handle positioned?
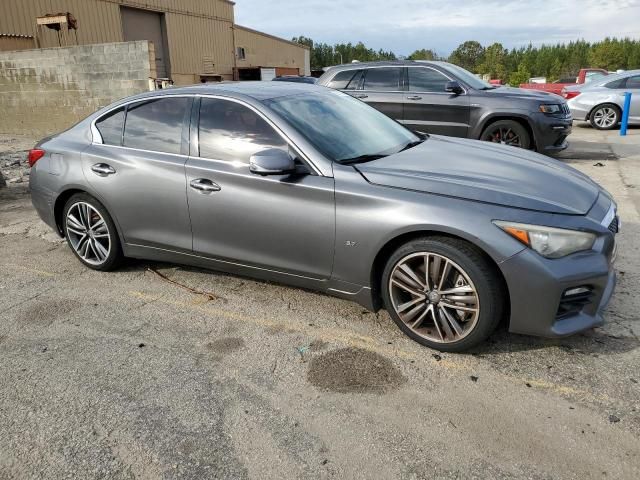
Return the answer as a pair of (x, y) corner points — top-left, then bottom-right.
(406, 95), (423, 100)
(190, 178), (221, 193)
(354, 94), (368, 99)
(91, 163), (116, 176)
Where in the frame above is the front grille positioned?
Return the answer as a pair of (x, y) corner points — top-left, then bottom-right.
(557, 288), (593, 318)
(560, 103), (571, 116)
(608, 216), (619, 234)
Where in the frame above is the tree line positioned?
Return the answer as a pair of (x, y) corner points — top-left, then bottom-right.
(293, 36), (640, 84)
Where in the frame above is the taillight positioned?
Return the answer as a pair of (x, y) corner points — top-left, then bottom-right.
(562, 91), (580, 100)
(28, 149), (45, 167)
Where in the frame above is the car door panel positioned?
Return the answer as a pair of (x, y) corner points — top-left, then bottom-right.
(185, 97), (335, 280)
(403, 67), (470, 137)
(359, 67), (404, 121)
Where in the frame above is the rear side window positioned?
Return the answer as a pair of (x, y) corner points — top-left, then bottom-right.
(408, 68), (450, 92)
(345, 70), (363, 90)
(605, 78), (626, 89)
(328, 70), (358, 89)
(95, 107), (124, 145)
(626, 76), (640, 89)
(123, 97), (190, 154)
(198, 98), (287, 164)
(363, 67), (402, 91)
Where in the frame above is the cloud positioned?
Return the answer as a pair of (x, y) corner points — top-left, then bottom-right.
(234, 0), (640, 55)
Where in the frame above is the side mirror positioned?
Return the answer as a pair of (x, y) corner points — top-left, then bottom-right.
(445, 81), (464, 95)
(249, 149), (296, 176)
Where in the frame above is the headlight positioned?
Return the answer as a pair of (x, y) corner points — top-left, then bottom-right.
(493, 221), (596, 259)
(539, 104), (562, 114)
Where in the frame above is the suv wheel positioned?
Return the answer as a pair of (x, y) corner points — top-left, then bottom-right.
(381, 237), (504, 352)
(480, 120), (531, 149)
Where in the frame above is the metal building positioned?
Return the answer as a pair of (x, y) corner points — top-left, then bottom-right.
(0, 0), (310, 84)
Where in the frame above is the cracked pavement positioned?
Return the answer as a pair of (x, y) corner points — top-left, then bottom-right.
(0, 126), (639, 479)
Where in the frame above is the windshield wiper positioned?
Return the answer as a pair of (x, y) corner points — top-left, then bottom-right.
(480, 86), (497, 90)
(339, 154), (387, 165)
(399, 138), (426, 152)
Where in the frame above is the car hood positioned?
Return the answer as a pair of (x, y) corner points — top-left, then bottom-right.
(355, 136), (600, 215)
(483, 86), (564, 101)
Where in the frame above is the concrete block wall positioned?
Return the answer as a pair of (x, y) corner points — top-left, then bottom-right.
(0, 41), (154, 137)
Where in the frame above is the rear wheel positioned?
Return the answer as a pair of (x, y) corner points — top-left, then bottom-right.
(480, 120), (531, 149)
(381, 237), (504, 352)
(63, 193), (122, 271)
(590, 104), (620, 130)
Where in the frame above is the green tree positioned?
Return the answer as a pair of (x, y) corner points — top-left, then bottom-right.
(477, 43), (507, 79)
(407, 48), (438, 61)
(448, 40), (485, 72)
(509, 62), (531, 86)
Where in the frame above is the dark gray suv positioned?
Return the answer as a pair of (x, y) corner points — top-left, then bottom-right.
(317, 61), (572, 153)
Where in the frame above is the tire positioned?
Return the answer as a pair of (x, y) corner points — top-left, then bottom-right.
(480, 120), (531, 149)
(381, 236), (504, 352)
(589, 104), (620, 130)
(62, 193), (122, 271)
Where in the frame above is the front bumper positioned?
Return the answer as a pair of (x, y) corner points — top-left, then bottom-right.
(531, 112), (573, 153)
(500, 237), (616, 338)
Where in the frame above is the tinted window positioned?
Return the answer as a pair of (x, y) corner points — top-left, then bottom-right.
(605, 78), (626, 89)
(345, 70), (363, 90)
(95, 107), (125, 145)
(408, 68), (449, 92)
(363, 67), (402, 91)
(327, 70), (358, 89)
(199, 98), (287, 164)
(626, 75), (640, 89)
(123, 98), (190, 154)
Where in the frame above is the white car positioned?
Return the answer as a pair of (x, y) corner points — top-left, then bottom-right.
(563, 70), (640, 130)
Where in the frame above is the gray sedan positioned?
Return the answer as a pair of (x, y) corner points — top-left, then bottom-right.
(564, 69), (640, 129)
(28, 83), (618, 352)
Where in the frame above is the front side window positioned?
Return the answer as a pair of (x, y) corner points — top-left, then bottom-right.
(198, 98), (287, 164)
(408, 67), (449, 92)
(265, 90), (418, 163)
(626, 75), (640, 89)
(362, 67), (402, 91)
(123, 97), (190, 154)
(95, 107), (125, 145)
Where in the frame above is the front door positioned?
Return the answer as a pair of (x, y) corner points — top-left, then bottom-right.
(185, 97), (335, 279)
(81, 97), (193, 250)
(402, 66), (470, 137)
(624, 74), (640, 122)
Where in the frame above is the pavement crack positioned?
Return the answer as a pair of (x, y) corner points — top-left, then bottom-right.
(147, 267), (224, 302)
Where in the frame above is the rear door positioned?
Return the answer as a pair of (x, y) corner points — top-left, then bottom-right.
(184, 97), (335, 279)
(357, 67), (404, 121)
(403, 66), (470, 137)
(82, 96), (193, 250)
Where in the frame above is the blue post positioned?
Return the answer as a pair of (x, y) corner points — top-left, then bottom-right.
(620, 92), (632, 136)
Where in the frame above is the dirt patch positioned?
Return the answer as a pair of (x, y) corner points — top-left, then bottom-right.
(17, 299), (80, 326)
(206, 337), (245, 356)
(307, 347), (406, 394)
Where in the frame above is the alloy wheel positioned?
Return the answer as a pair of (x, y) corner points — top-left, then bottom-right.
(66, 202), (111, 266)
(486, 126), (522, 147)
(593, 107), (617, 128)
(388, 252), (480, 344)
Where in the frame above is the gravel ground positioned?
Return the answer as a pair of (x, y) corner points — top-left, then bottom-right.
(0, 125), (639, 479)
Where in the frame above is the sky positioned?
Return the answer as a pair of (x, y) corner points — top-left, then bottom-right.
(234, 0), (640, 56)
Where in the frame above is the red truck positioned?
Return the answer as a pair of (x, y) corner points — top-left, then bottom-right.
(519, 68), (608, 96)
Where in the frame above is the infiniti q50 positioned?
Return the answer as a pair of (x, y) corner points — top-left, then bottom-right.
(29, 83), (618, 352)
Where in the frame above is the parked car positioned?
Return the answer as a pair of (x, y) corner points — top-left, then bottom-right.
(519, 68), (608, 96)
(29, 83), (618, 352)
(317, 60), (572, 154)
(272, 75), (317, 84)
(563, 70), (640, 130)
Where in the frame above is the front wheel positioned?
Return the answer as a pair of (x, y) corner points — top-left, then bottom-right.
(480, 120), (531, 149)
(63, 193), (122, 271)
(590, 104), (620, 130)
(381, 237), (505, 352)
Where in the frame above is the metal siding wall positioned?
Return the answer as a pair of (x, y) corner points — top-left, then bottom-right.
(235, 28), (308, 72)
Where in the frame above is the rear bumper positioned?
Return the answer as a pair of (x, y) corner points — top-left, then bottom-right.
(531, 112), (573, 153)
(501, 243), (616, 338)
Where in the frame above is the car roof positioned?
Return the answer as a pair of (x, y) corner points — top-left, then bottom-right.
(324, 60), (446, 72)
(122, 81), (324, 103)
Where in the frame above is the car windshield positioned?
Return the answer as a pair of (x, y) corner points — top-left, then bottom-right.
(437, 62), (494, 90)
(265, 90), (419, 163)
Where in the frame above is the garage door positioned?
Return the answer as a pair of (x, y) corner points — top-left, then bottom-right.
(121, 7), (168, 79)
